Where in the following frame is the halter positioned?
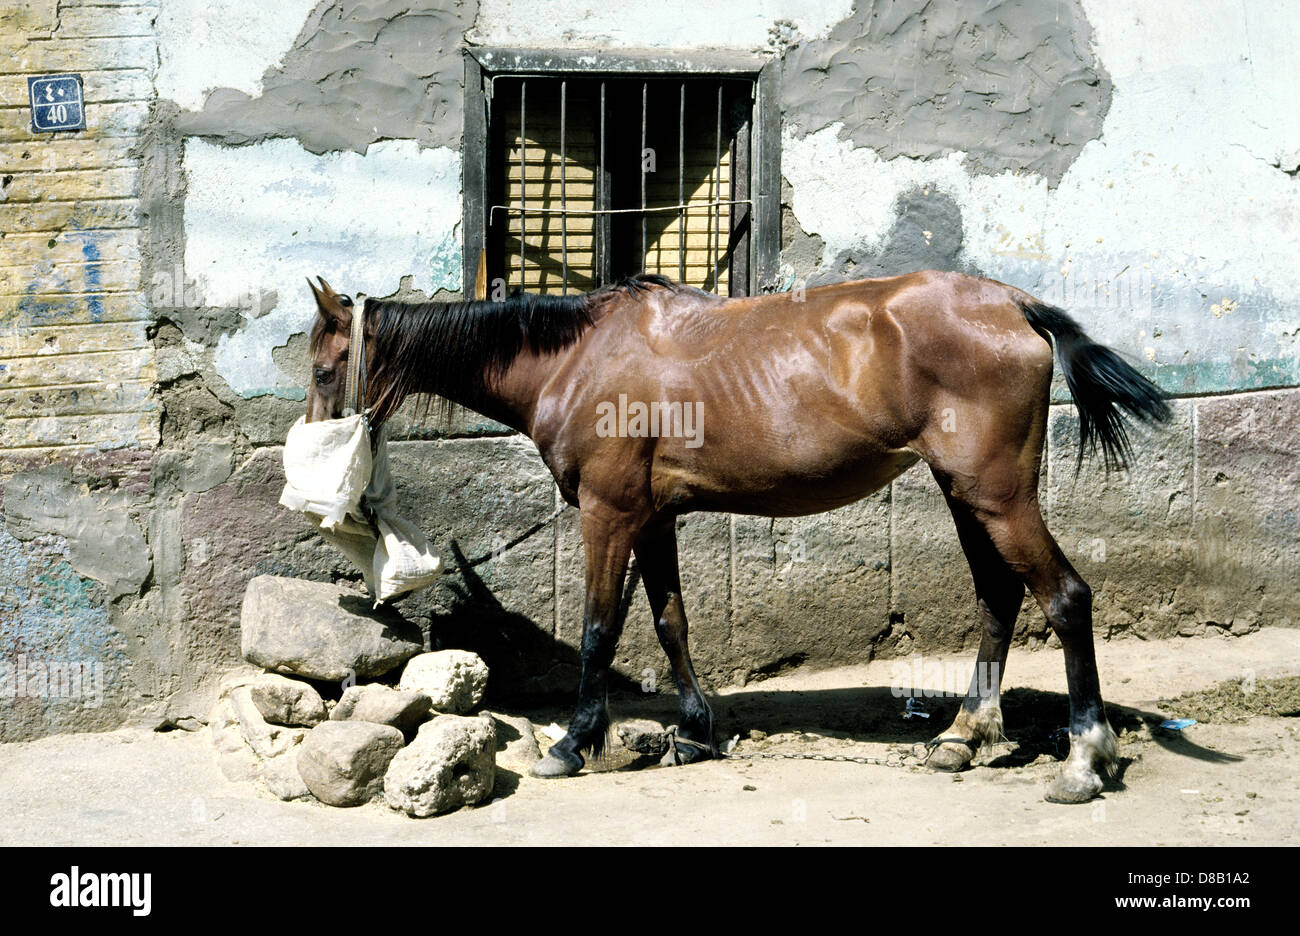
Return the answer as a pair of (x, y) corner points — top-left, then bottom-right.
(343, 298), (366, 418)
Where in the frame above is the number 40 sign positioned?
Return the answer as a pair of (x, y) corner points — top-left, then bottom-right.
(28, 74), (86, 133)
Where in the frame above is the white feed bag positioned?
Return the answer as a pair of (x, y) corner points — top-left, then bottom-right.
(280, 414), (443, 604)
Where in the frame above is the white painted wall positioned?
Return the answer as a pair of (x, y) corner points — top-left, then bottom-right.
(155, 0), (320, 112)
(470, 0), (853, 49)
(184, 139), (462, 398)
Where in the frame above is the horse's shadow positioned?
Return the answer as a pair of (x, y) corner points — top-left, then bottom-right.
(398, 540), (643, 700)
(399, 544), (1242, 795)
(552, 682), (1243, 790)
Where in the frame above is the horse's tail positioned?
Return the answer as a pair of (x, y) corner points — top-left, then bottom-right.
(1017, 298), (1172, 472)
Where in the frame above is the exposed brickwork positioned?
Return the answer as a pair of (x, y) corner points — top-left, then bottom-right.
(0, 1), (159, 457)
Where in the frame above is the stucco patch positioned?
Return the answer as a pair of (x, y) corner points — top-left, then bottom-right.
(172, 0), (478, 154)
(781, 0), (1112, 184)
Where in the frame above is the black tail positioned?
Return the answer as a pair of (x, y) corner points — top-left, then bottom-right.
(1018, 299), (1172, 472)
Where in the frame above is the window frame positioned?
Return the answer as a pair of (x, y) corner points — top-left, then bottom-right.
(462, 47), (781, 298)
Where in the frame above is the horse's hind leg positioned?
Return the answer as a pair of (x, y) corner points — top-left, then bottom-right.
(926, 488), (1025, 772)
(531, 499), (639, 779)
(634, 516), (715, 765)
(946, 482), (1116, 802)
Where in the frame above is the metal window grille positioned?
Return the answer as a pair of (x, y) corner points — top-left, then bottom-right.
(471, 69), (771, 297)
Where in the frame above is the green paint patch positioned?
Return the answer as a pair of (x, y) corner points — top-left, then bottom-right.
(34, 565), (101, 615)
(1047, 358), (1299, 403)
(239, 386), (307, 402)
(1155, 358), (1300, 396)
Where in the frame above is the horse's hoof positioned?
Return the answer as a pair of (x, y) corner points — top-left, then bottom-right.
(926, 741), (975, 772)
(1044, 768), (1103, 804)
(658, 740), (712, 767)
(530, 750), (584, 779)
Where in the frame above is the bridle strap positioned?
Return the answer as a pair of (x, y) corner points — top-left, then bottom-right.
(343, 300), (366, 417)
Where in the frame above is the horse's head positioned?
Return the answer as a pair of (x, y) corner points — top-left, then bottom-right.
(305, 275), (358, 423)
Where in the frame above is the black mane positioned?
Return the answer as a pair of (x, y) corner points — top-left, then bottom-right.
(364, 274), (672, 423)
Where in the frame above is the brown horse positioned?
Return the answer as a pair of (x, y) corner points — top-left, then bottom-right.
(305, 270), (1170, 803)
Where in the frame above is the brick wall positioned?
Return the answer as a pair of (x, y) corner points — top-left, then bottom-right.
(1, 0), (158, 457)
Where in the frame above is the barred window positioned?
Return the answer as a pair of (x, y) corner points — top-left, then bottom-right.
(463, 49), (781, 298)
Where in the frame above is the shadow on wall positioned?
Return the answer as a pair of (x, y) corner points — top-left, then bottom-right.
(807, 187), (972, 287)
(416, 540), (642, 702)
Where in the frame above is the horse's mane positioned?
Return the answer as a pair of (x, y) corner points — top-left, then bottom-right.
(363, 273), (673, 424)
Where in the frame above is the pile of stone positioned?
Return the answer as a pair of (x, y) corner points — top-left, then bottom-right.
(209, 575), (540, 817)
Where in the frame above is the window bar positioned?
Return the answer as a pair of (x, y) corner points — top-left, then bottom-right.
(599, 80), (608, 286)
(640, 80), (647, 268)
(678, 82), (686, 284)
(712, 82), (723, 292)
(560, 79), (568, 295)
(514, 82), (520, 291)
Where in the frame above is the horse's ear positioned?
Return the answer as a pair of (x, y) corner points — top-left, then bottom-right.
(308, 275), (349, 328)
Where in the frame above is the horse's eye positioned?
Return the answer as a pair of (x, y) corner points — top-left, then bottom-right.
(338, 295), (353, 307)
(314, 368), (333, 386)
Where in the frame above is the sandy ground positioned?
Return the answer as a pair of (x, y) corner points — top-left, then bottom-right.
(2, 629), (1298, 846)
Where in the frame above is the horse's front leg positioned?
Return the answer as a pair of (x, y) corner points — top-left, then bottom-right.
(531, 500), (638, 778)
(634, 515), (715, 765)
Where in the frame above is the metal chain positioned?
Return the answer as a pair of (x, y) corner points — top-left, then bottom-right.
(720, 747), (929, 769)
(664, 725), (955, 770)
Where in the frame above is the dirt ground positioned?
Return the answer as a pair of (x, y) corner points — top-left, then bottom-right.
(2, 628), (1298, 846)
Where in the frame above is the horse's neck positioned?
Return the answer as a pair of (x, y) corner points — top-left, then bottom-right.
(473, 349), (567, 435)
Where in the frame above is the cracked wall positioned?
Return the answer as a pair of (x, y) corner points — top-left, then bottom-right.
(2, 0), (1297, 741)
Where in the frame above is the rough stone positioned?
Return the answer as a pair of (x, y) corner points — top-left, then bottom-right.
(383, 715), (496, 818)
(616, 719), (669, 757)
(1046, 399), (1196, 641)
(331, 684), (432, 739)
(249, 673), (328, 727)
(180, 448), (358, 684)
(732, 492), (893, 679)
(296, 721), (406, 807)
(208, 693), (310, 800)
(240, 575), (424, 682)
(209, 698), (262, 783)
(1191, 390), (1300, 631)
(229, 687), (306, 760)
(487, 712), (541, 772)
(398, 650), (489, 715)
(262, 752), (312, 802)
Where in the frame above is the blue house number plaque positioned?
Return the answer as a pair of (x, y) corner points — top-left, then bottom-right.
(28, 74), (86, 133)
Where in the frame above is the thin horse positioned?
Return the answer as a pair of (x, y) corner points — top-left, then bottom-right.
(305, 270), (1170, 803)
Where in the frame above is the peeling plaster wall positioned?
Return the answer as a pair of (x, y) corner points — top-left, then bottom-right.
(185, 138), (461, 398)
(781, 0), (1112, 184)
(155, 0), (320, 113)
(780, 0), (1300, 395)
(171, 0), (478, 154)
(2, 0), (1298, 742)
